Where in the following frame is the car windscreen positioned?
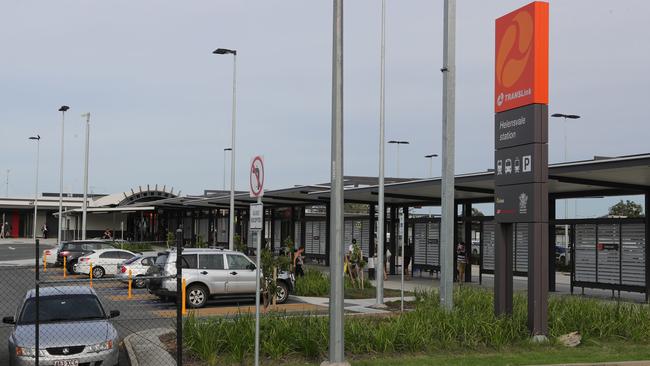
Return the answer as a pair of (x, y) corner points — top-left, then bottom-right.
(18, 294), (106, 324)
(155, 253), (169, 266)
(123, 255), (142, 265)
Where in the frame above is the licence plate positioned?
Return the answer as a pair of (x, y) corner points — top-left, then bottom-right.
(54, 360), (79, 366)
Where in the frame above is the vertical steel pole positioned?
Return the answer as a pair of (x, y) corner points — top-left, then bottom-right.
(376, 0), (386, 306)
(439, 0), (456, 311)
(4, 169), (8, 197)
(399, 208), (404, 311)
(58, 110), (66, 246)
(254, 199), (262, 366)
(35, 238), (40, 366)
(175, 228), (182, 366)
(329, 0), (346, 363)
(81, 113), (90, 240)
(229, 54), (238, 251)
(223, 149), (227, 191)
(33, 139), (40, 241)
(396, 143), (400, 178)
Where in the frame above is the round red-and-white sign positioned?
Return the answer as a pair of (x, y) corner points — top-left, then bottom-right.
(249, 156), (264, 198)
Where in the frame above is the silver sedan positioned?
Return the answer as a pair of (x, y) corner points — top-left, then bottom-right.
(3, 286), (120, 366)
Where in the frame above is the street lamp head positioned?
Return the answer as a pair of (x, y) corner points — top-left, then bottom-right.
(552, 113), (581, 119)
(29, 135), (40, 141)
(58, 106), (70, 112)
(388, 140), (409, 145)
(425, 154), (439, 158)
(224, 147), (232, 151)
(213, 48), (237, 55)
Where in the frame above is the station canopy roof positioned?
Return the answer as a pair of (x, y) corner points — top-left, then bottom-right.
(181, 154), (650, 208)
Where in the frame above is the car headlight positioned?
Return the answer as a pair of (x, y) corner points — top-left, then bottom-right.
(15, 346), (47, 358)
(86, 340), (113, 353)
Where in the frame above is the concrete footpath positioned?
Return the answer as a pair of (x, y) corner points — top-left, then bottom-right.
(124, 328), (176, 366)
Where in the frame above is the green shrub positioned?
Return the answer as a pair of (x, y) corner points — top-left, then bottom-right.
(185, 287), (650, 364)
(294, 269), (329, 297)
(114, 242), (153, 252)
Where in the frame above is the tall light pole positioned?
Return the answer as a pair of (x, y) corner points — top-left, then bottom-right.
(29, 135), (41, 241)
(4, 169), (9, 197)
(213, 47), (238, 251)
(328, 0), (346, 364)
(223, 147), (232, 191)
(57, 106), (70, 244)
(440, 0), (456, 311)
(80, 113), (91, 240)
(376, 0), (387, 307)
(551, 113), (580, 253)
(388, 140), (409, 177)
(425, 154), (439, 177)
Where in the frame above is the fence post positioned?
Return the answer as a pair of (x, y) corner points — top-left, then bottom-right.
(35, 238), (40, 366)
(175, 228), (183, 366)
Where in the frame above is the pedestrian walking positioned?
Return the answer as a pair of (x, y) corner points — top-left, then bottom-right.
(293, 246), (305, 277)
(0, 222), (5, 239)
(42, 223), (48, 239)
(384, 247), (391, 280)
(456, 242), (467, 284)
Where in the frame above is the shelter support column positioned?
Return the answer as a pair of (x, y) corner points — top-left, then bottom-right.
(368, 204), (376, 280)
(495, 223), (513, 315)
(646, 192), (649, 303)
(548, 198), (556, 292)
(463, 202), (472, 283)
(389, 206), (397, 275)
(325, 204), (331, 267)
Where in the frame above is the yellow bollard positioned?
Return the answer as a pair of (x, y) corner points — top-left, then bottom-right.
(43, 251), (47, 272)
(182, 278), (187, 315)
(128, 269), (132, 299)
(89, 263), (93, 288)
(63, 257), (67, 279)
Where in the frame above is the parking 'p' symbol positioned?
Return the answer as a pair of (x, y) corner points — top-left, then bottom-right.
(522, 155), (532, 172)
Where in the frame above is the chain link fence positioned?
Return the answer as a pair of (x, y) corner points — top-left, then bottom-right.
(1, 239), (183, 366)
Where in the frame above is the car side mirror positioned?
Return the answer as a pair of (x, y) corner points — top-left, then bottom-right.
(109, 310), (120, 319)
(2, 316), (15, 324)
(247, 263), (256, 271)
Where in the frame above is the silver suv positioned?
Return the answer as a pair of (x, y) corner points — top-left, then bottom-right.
(146, 248), (295, 308)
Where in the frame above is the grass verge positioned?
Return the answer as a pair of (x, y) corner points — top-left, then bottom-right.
(184, 286), (650, 365)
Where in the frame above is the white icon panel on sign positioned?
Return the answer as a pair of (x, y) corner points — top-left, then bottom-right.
(496, 160), (503, 175)
(522, 155), (532, 172)
(504, 159), (512, 174)
(514, 157), (521, 174)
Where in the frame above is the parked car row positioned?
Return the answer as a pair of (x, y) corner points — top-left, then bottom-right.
(42, 241), (297, 309)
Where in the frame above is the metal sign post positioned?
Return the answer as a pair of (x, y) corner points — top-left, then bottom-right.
(399, 209), (405, 312)
(249, 155), (265, 366)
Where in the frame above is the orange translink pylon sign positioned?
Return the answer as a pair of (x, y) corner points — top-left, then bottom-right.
(495, 1), (548, 113)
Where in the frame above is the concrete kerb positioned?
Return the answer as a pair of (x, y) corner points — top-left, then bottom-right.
(123, 327), (176, 366)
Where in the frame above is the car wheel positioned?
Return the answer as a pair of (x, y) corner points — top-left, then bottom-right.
(134, 276), (146, 289)
(187, 284), (209, 308)
(92, 266), (105, 279)
(276, 281), (289, 304)
(66, 260), (76, 274)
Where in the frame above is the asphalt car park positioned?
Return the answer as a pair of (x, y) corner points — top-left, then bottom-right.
(0, 264), (299, 365)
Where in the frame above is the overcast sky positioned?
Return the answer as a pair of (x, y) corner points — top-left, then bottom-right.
(1, 1), (648, 217)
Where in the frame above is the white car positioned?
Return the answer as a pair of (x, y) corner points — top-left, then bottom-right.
(115, 253), (157, 288)
(75, 249), (137, 278)
(42, 244), (61, 265)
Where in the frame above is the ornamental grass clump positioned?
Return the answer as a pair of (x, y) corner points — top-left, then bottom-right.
(184, 286), (650, 364)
